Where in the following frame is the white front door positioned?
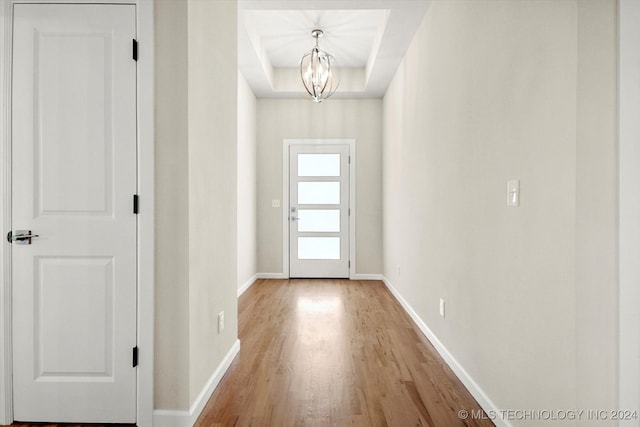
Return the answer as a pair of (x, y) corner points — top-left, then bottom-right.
(289, 144), (350, 278)
(10, 4), (137, 423)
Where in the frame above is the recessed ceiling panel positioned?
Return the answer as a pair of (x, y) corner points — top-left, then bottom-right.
(247, 9), (384, 68)
(238, 0), (432, 98)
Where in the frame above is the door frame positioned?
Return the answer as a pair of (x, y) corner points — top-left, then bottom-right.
(282, 139), (355, 279)
(0, 1), (155, 425)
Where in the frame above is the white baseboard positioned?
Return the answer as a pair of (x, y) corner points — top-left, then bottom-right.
(152, 409), (190, 427)
(255, 273), (382, 281)
(153, 339), (241, 427)
(381, 276), (511, 427)
(350, 274), (382, 280)
(238, 273), (258, 296)
(256, 273), (288, 279)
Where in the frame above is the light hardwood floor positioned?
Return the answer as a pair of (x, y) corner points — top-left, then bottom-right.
(195, 279), (494, 427)
(11, 279), (494, 427)
(11, 425), (134, 427)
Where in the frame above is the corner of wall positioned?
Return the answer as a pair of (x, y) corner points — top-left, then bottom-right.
(618, 0), (640, 418)
(154, 0), (241, 417)
(237, 71), (258, 292)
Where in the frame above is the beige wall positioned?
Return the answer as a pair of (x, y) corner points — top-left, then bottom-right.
(383, 0), (616, 423)
(575, 0), (617, 418)
(154, 0), (238, 411)
(256, 99), (382, 275)
(186, 0), (238, 403)
(237, 73), (257, 290)
(154, 0), (190, 410)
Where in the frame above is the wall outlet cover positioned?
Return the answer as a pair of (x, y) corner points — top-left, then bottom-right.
(218, 311), (225, 333)
(507, 180), (520, 207)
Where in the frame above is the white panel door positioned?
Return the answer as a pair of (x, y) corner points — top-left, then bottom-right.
(11, 4), (137, 423)
(289, 145), (349, 278)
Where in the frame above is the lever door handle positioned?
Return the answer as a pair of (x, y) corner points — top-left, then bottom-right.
(14, 233), (39, 241)
(7, 230), (39, 245)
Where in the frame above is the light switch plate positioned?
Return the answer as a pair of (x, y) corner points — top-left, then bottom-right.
(507, 180), (520, 207)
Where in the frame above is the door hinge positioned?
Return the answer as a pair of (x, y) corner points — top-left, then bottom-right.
(132, 346), (139, 367)
(132, 39), (138, 61)
(348, 155), (351, 164)
(133, 194), (139, 214)
(348, 208), (351, 216)
(348, 260), (351, 268)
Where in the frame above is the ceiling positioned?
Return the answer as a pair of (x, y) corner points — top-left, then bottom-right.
(238, 0), (432, 99)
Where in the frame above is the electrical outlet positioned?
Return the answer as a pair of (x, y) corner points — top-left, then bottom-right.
(507, 180), (520, 207)
(272, 200), (280, 208)
(218, 311), (224, 333)
(439, 299), (445, 318)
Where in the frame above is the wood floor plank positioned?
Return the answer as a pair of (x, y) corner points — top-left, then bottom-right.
(195, 279), (494, 427)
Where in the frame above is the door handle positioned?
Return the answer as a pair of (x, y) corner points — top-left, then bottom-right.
(290, 217), (299, 221)
(7, 230), (39, 245)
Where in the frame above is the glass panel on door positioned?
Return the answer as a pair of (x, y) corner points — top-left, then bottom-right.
(297, 209), (340, 232)
(298, 154), (340, 177)
(298, 237), (341, 260)
(297, 182), (340, 205)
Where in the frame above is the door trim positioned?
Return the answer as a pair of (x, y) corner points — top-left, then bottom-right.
(282, 139), (355, 279)
(0, 1), (155, 425)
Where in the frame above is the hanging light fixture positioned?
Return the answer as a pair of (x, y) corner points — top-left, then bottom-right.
(300, 29), (339, 103)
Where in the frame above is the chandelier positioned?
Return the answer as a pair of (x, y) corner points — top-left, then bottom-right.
(299, 29), (339, 103)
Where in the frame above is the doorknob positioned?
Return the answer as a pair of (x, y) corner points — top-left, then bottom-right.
(7, 230), (39, 245)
